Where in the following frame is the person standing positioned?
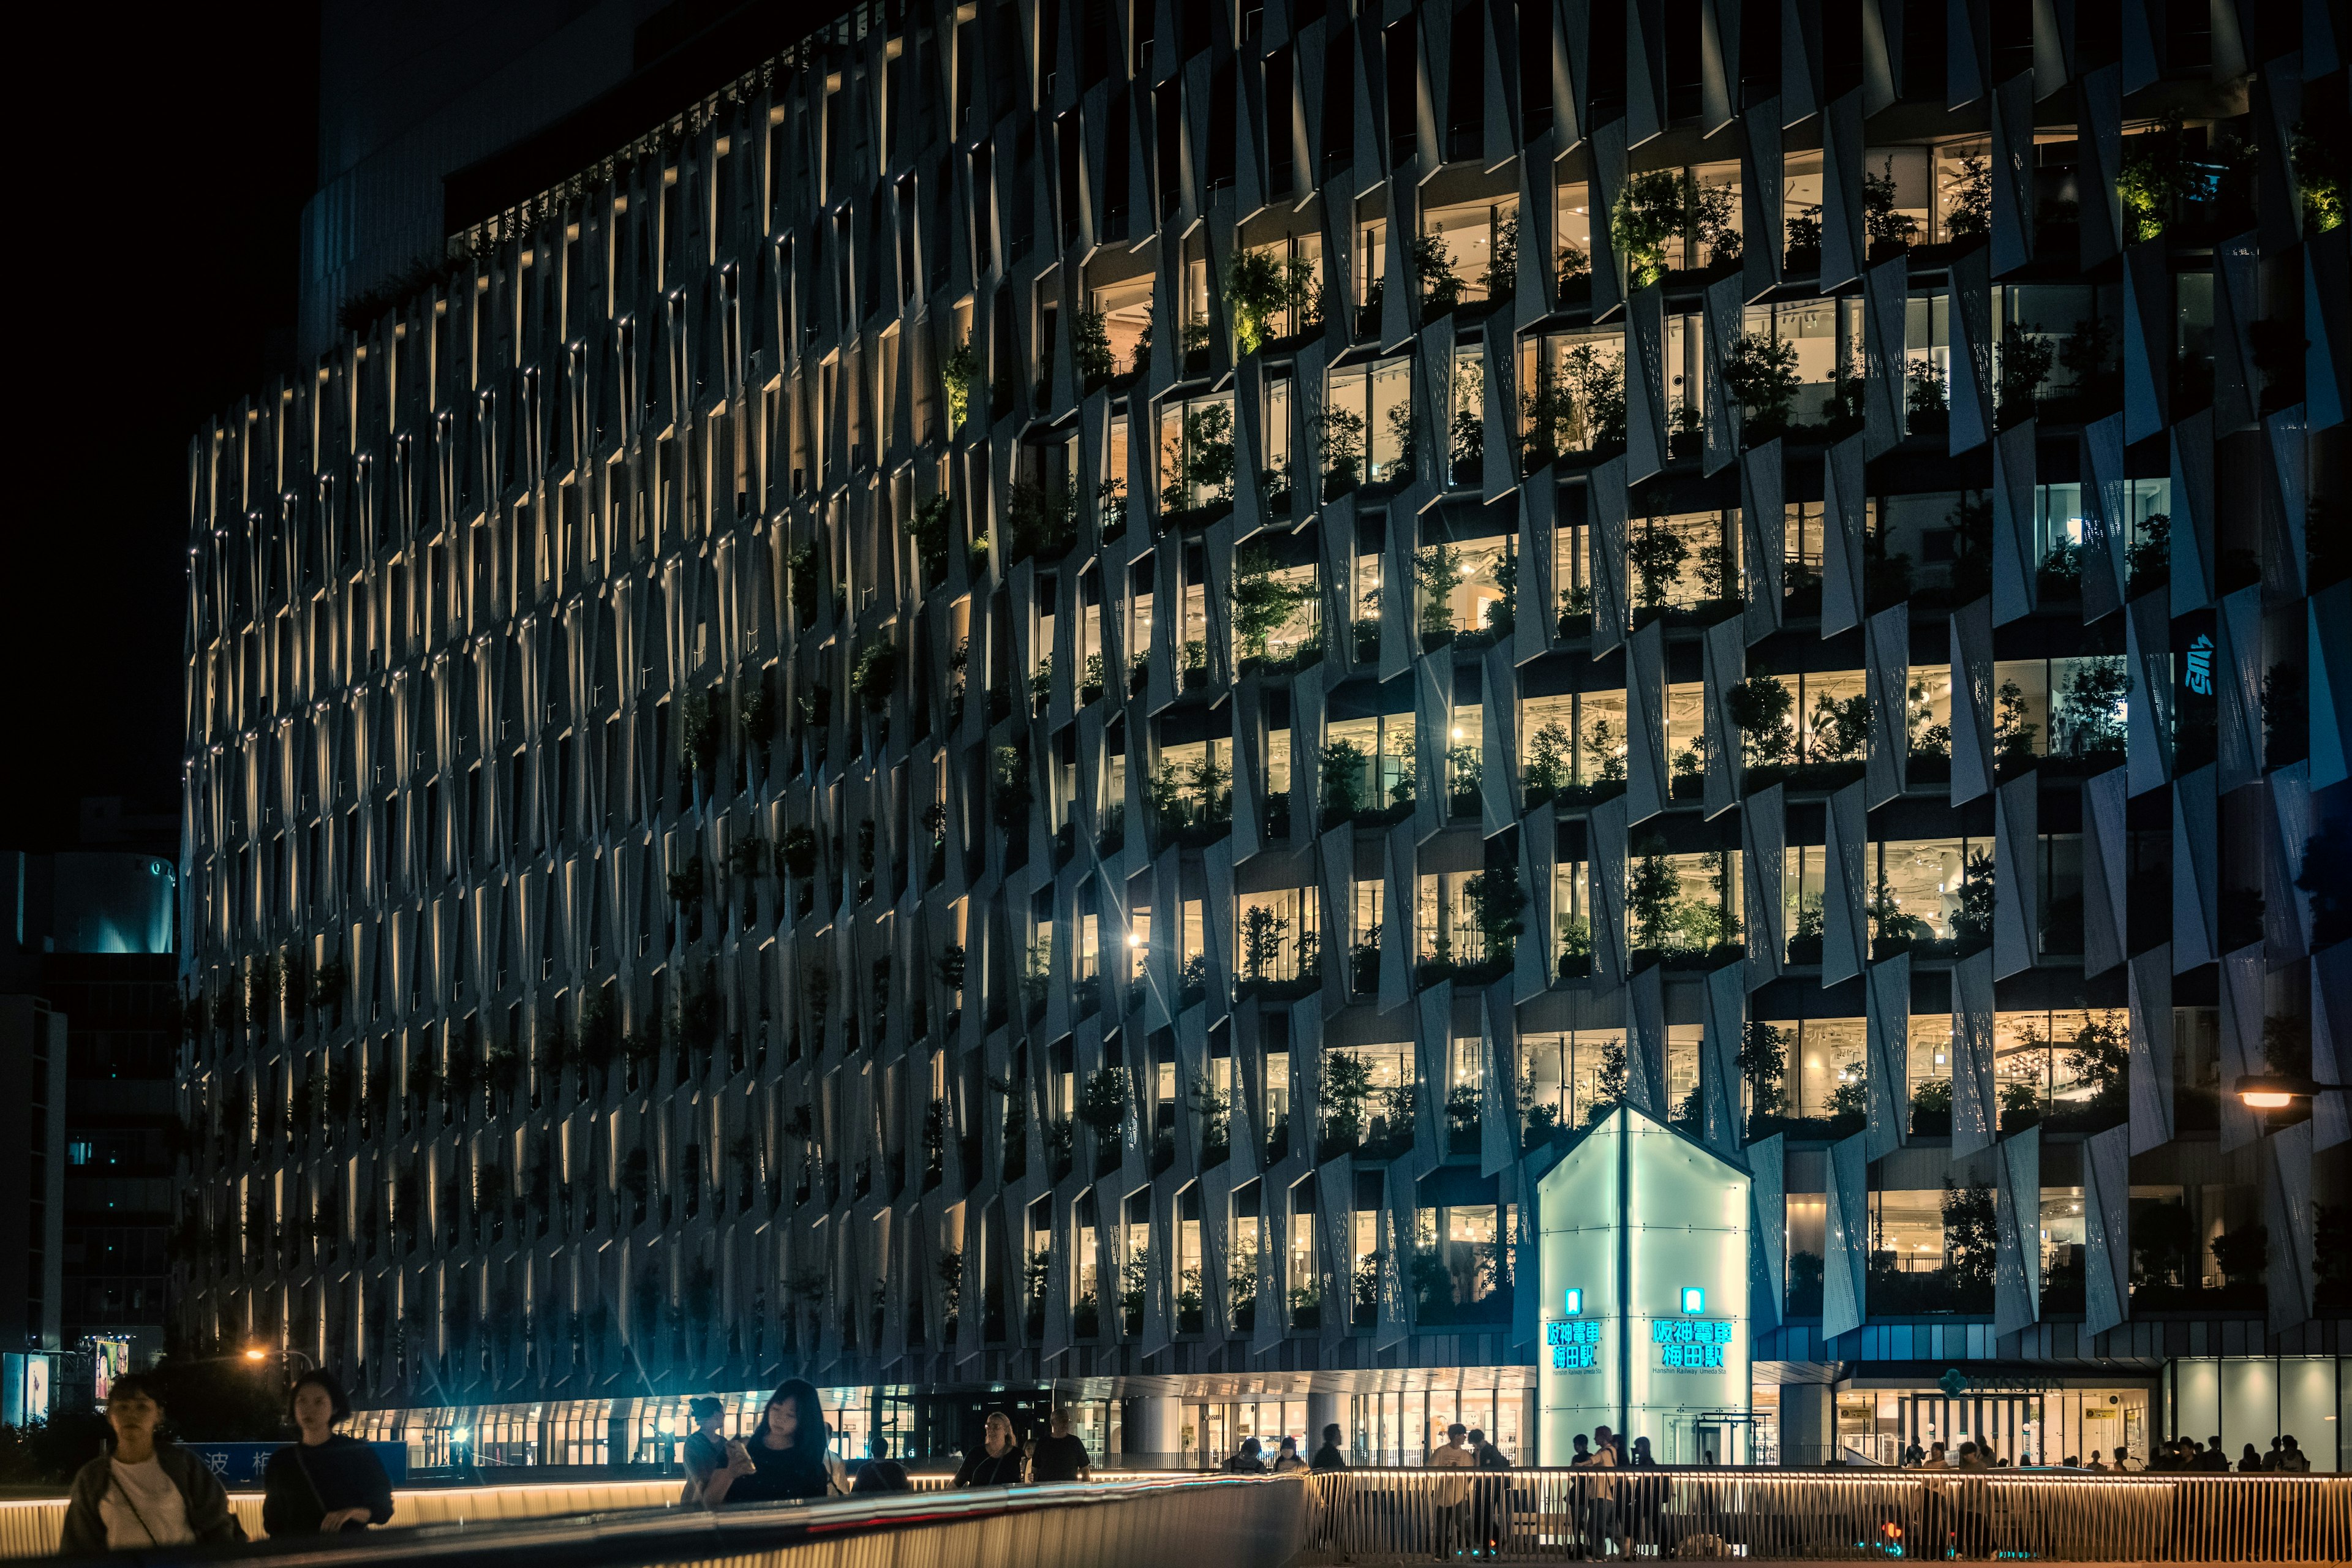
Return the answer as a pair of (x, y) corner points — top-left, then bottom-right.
(1574, 1427), (1621, 1559)
(2198, 1436), (2231, 1472)
(1466, 1427), (1510, 1555)
(1224, 1436), (1269, 1473)
(716, 1381), (835, 1504)
(954, 1411), (1027, 1487)
(1272, 1436), (1310, 1474)
(262, 1370), (396, 1535)
(681, 1398), (731, 1504)
(851, 1436), (913, 1493)
(1311, 1423), (1349, 1471)
(1427, 1425), (1475, 1559)
(1030, 1408), (1093, 1482)
(59, 1374), (244, 1553)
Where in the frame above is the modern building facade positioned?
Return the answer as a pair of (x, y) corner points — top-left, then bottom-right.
(183, 0), (2349, 1472)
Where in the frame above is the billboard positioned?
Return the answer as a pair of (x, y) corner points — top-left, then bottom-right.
(89, 1336), (133, 1402)
(2, 1352), (55, 1428)
(1536, 1104), (1751, 1464)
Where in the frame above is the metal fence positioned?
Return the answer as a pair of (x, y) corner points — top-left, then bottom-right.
(1302, 1467), (2352, 1563)
(50, 1471), (1304, 1568)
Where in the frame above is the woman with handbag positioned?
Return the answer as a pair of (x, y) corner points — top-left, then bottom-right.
(262, 1370), (396, 1536)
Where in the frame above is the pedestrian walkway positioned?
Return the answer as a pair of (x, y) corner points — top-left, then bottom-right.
(1298, 1466), (2352, 1563)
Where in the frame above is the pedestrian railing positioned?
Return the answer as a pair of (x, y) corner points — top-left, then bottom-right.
(1302, 1466), (2352, 1563)
(50, 1470), (1306, 1568)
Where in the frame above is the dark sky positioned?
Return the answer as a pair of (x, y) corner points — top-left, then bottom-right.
(3, 2), (318, 853)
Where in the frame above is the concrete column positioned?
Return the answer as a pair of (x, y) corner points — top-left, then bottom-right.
(1126, 1395), (1182, 1466)
(1308, 1392), (1345, 1455)
(1781, 1381), (1833, 1465)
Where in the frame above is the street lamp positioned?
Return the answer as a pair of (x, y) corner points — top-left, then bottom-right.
(2233, 1073), (2346, 1109)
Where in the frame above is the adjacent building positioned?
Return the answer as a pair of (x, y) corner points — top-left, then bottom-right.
(4, 828), (181, 1399)
(181, 0), (2350, 1471)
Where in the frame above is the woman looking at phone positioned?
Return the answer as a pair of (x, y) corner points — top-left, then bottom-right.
(703, 1380), (833, 1505)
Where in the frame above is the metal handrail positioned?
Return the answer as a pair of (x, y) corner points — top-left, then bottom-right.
(61, 1471), (1305, 1568)
(1302, 1466), (2352, 1563)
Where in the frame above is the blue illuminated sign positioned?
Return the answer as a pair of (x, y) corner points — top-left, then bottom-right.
(1563, 1287), (1583, 1314)
(1654, 1318), (1733, 1370)
(1680, 1286), (1704, 1314)
(1546, 1317), (1601, 1370)
(2186, 634), (2214, 697)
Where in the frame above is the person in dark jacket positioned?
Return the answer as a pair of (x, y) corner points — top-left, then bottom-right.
(954, 1412), (1027, 1487)
(1310, 1423), (1348, 1471)
(715, 1380), (835, 1504)
(1224, 1437), (1268, 1474)
(262, 1369), (396, 1536)
(1028, 1408), (1092, 1482)
(850, 1435), (913, 1493)
(61, 1373), (245, 1554)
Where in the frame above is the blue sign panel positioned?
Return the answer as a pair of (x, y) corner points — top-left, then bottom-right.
(182, 1441), (410, 1488)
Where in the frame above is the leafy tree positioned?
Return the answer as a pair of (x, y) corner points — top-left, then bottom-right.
(1807, 692), (1873, 764)
(1586, 717), (1627, 783)
(1240, 905), (1289, 982)
(1231, 545), (1314, 660)
(1862, 159), (1920, 249)
(1690, 178), (1741, 265)
(1997, 330), (2056, 423)
(1416, 542), (1464, 636)
(1942, 1179), (1997, 1295)
(1945, 156), (1992, 239)
(1464, 864), (1526, 965)
(1450, 362), (1485, 481)
(1520, 362), (1577, 462)
(1408, 233), (1467, 312)
(1590, 1038), (1627, 1122)
(1314, 403), (1367, 490)
(1075, 1067), (1129, 1140)
(1995, 678), (2040, 762)
(2057, 658), (2130, 757)
(2210, 1224), (2267, 1290)
(1740, 1021), (1789, 1121)
(1721, 333), (1801, 439)
(1072, 307), (1115, 383)
(1627, 517), (1691, 612)
(2116, 116), (2197, 243)
(1626, 836), (1684, 951)
(1558, 342), (1626, 451)
(1319, 1050), (1374, 1148)
(1482, 213), (1520, 296)
(1610, 171), (1684, 287)
(941, 341), (979, 431)
(1321, 737), (1370, 818)
(1728, 671), (1797, 766)
(1524, 721), (1574, 796)
(2064, 1014), (2130, 1110)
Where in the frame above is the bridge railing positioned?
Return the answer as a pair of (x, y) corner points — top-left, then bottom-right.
(50, 1471), (1306, 1568)
(1302, 1466), (2352, 1563)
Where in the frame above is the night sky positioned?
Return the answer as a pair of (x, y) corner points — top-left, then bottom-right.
(4, 2), (317, 852)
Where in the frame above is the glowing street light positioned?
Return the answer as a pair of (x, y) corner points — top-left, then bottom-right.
(2233, 1073), (2343, 1109)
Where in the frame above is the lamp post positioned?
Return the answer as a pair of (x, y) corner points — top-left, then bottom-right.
(2232, 1074), (2346, 1109)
